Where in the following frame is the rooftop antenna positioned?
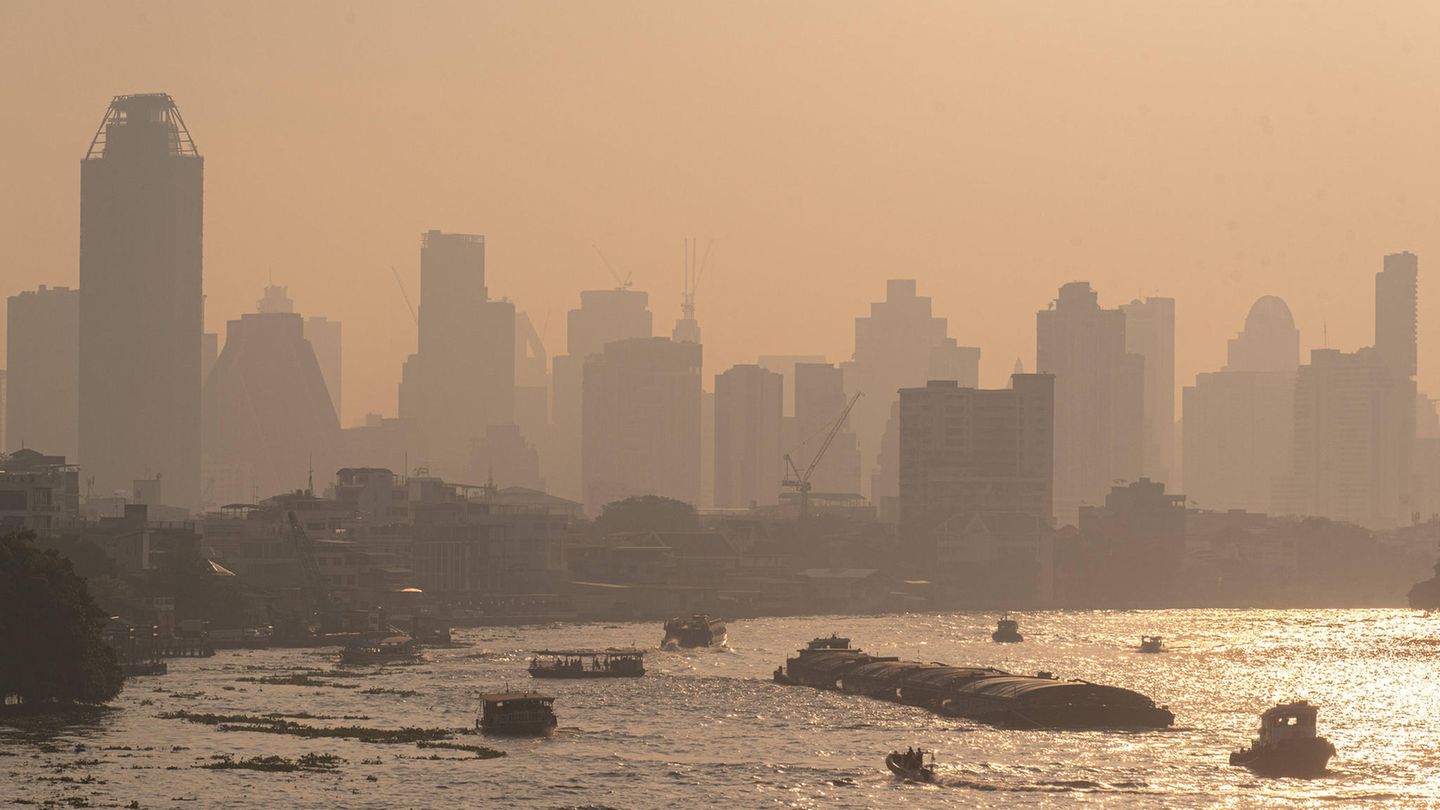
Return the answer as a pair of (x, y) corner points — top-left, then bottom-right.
(592, 244), (632, 290)
(307, 454), (314, 496)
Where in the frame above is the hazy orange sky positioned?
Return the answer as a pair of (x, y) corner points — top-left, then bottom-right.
(4, 1), (1440, 426)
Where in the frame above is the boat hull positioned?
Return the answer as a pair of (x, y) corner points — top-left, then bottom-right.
(885, 754), (935, 782)
(1230, 737), (1335, 777)
(991, 631), (1023, 643)
(661, 618), (727, 649)
(528, 668), (643, 679)
(478, 719), (557, 737)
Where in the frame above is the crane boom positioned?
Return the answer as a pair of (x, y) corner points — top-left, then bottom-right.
(803, 392), (861, 483)
(782, 391), (861, 522)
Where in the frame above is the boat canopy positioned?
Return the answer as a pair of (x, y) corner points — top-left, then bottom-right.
(534, 648), (644, 657)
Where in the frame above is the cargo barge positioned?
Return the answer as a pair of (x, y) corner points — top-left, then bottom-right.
(774, 636), (1173, 729)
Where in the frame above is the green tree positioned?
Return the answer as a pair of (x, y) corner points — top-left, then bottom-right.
(593, 495), (700, 537)
(0, 531), (123, 706)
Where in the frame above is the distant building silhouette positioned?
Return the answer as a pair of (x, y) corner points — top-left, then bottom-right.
(1068, 478), (1186, 606)
(254, 284), (341, 420)
(398, 231), (515, 477)
(79, 93), (203, 507)
(898, 375), (1054, 603)
(1183, 297), (1298, 513)
(514, 311), (550, 473)
(581, 337), (701, 513)
(6, 285), (79, 458)
(844, 279), (979, 503)
(756, 354), (826, 418)
(713, 364), (783, 508)
(1376, 251), (1418, 379)
(1120, 297), (1175, 484)
(201, 332), (218, 384)
(202, 303), (341, 506)
(470, 422), (544, 491)
(1036, 282), (1145, 523)
(550, 289), (652, 500)
(792, 362), (862, 496)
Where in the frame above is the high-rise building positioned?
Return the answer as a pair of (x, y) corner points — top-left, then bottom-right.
(1376, 251), (1418, 379)
(550, 289), (652, 500)
(1273, 347), (1411, 528)
(202, 306), (341, 507)
(1120, 297), (1175, 484)
(6, 286), (79, 458)
(713, 364), (783, 508)
(844, 279), (979, 500)
(792, 362), (861, 495)
(898, 375), (1054, 602)
(470, 423), (544, 491)
(79, 93), (203, 508)
(514, 310), (550, 460)
(1036, 282), (1145, 523)
(304, 317), (342, 422)
(1182, 297), (1299, 513)
(581, 337), (701, 513)
(398, 231), (515, 477)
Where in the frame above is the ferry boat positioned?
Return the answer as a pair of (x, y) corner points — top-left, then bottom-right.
(992, 614), (1023, 643)
(1137, 636), (1165, 653)
(528, 648), (645, 678)
(661, 615), (727, 649)
(477, 691), (558, 736)
(885, 748), (936, 782)
(1229, 701), (1335, 777)
(340, 635), (420, 665)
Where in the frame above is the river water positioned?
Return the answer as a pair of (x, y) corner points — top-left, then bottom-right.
(4, 610), (1439, 808)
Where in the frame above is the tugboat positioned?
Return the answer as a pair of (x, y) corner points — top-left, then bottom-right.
(528, 648), (645, 678)
(661, 615), (727, 649)
(992, 614), (1023, 643)
(477, 691), (558, 736)
(806, 633), (851, 650)
(340, 634), (421, 665)
(1138, 635), (1165, 653)
(885, 747), (937, 782)
(1229, 701), (1336, 777)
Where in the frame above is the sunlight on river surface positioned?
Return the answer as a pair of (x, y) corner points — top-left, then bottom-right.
(4, 610), (1440, 808)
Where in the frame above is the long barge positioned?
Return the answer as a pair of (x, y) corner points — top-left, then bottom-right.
(774, 637), (1173, 729)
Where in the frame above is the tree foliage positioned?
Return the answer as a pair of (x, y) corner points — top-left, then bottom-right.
(0, 531), (123, 705)
(593, 495), (700, 537)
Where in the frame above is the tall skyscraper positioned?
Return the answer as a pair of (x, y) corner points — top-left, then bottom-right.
(398, 231), (515, 477)
(713, 364), (783, 508)
(1036, 282), (1145, 523)
(6, 286), (79, 458)
(1376, 251), (1418, 379)
(550, 288), (652, 500)
(792, 362), (861, 495)
(898, 375), (1054, 602)
(79, 93), (203, 507)
(1120, 297), (1175, 484)
(1182, 296), (1299, 514)
(202, 304), (341, 506)
(581, 337), (701, 513)
(253, 284), (341, 421)
(844, 279), (979, 500)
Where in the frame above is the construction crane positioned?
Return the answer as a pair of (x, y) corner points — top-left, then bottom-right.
(783, 392), (862, 523)
(592, 244), (632, 290)
(273, 510), (335, 643)
(390, 265), (418, 326)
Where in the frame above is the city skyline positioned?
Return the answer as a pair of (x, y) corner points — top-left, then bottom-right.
(5, 3), (1440, 426)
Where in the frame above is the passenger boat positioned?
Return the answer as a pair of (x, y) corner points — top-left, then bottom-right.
(885, 748), (936, 782)
(528, 648), (645, 678)
(1138, 636), (1165, 653)
(339, 634), (421, 665)
(992, 614), (1023, 643)
(1229, 701), (1335, 777)
(661, 615), (727, 649)
(477, 691), (558, 736)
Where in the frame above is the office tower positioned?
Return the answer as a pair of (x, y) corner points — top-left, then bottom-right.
(581, 337), (701, 513)
(1273, 347), (1410, 528)
(202, 306), (341, 506)
(514, 311), (550, 460)
(1121, 297), (1175, 484)
(1036, 282), (1145, 523)
(398, 231), (515, 477)
(844, 279), (980, 499)
(201, 332), (218, 384)
(6, 286), (79, 458)
(1182, 297), (1299, 513)
(550, 288), (652, 500)
(898, 375), (1054, 601)
(79, 93), (203, 508)
(470, 423), (544, 491)
(713, 364), (783, 508)
(756, 354), (826, 418)
(792, 362), (861, 495)
(1376, 251), (1418, 379)
(304, 317), (342, 421)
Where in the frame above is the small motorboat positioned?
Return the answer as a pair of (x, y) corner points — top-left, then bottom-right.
(1138, 635), (1165, 653)
(992, 614), (1023, 643)
(1229, 701), (1335, 777)
(885, 748), (936, 783)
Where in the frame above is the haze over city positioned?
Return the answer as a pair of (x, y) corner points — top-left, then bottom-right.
(8, 3), (1440, 807)
(7, 2), (1440, 424)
